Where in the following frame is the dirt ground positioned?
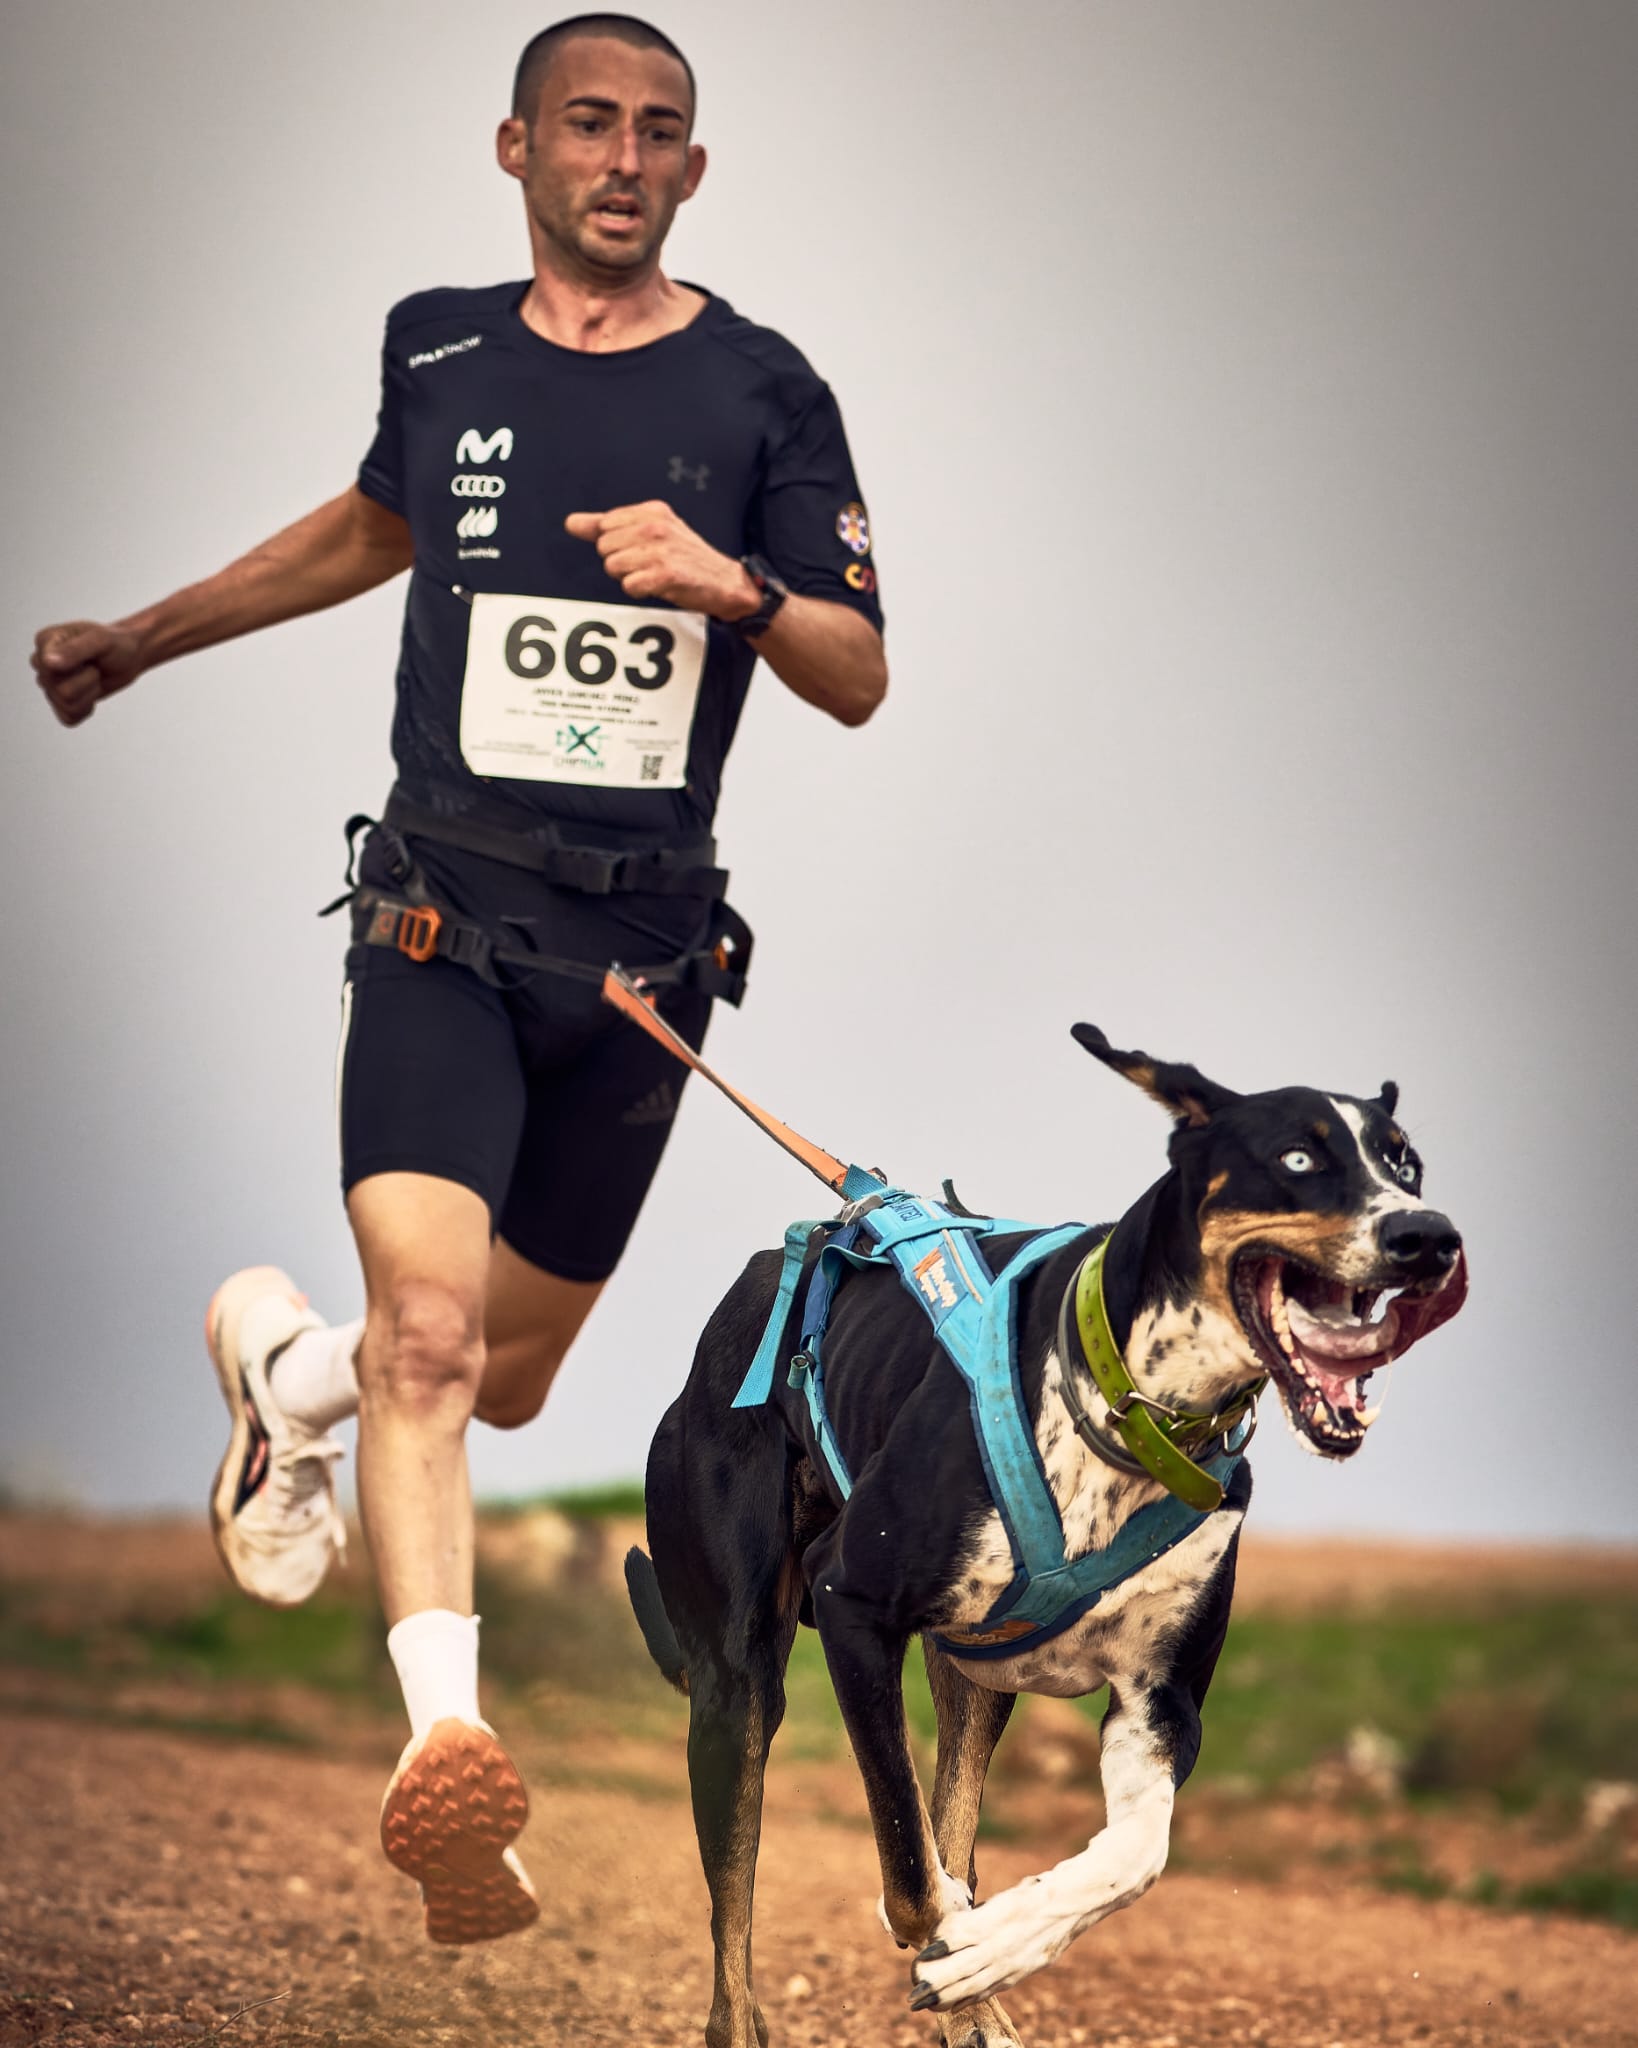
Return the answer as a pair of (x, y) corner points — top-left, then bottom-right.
(2, 1519), (1635, 2048)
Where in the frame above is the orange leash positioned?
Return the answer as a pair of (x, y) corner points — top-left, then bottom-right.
(601, 966), (862, 1195)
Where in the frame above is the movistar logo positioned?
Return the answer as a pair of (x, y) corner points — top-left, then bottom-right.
(456, 427), (513, 464)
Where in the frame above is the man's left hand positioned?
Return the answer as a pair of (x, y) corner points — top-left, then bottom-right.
(565, 502), (757, 620)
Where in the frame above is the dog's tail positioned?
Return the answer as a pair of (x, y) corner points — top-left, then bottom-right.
(624, 1547), (689, 1694)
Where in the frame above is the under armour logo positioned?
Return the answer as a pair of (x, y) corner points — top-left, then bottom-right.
(667, 456), (710, 492)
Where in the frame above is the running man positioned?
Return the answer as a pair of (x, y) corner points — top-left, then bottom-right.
(31, 14), (885, 1944)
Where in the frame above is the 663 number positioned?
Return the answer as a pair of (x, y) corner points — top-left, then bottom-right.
(503, 614), (675, 690)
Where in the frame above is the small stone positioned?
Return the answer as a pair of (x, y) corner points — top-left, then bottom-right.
(784, 1973), (814, 2001)
(285, 1874), (311, 1895)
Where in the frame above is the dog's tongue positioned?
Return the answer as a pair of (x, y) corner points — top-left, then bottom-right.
(1287, 1297), (1397, 1365)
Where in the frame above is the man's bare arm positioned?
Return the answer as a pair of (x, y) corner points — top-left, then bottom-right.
(32, 485), (414, 727)
(564, 501), (888, 728)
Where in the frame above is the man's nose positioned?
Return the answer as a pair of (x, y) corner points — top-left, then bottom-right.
(608, 121), (642, 176)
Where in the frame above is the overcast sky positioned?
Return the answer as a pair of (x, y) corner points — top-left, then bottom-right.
(2, 0), (1634, 1542)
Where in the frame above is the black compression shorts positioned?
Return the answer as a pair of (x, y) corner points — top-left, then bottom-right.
(336, 830), (712, 1282)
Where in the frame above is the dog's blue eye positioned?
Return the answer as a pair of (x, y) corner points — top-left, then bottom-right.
(1281, 1147), (1316, 1173)
(1394, 1159), (1419, 1186)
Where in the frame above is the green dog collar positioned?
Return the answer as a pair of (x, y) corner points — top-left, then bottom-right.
(1072, 1235), (1264, 1512)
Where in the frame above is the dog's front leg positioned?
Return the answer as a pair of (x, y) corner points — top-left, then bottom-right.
(909, 1679), (1183, 2012)
(810, 1562), (965, 1951)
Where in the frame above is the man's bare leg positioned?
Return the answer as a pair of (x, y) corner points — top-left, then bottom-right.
(346, 1170), (544, 1944)
(475, 1235), (606, 1430)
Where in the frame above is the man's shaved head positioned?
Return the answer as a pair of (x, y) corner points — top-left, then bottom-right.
(513, 14), (697, 131)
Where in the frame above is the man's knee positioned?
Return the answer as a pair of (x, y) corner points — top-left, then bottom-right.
(362, 1279), (486, 1416)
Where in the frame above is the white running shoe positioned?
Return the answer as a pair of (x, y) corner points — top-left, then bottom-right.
(380, 1717), (539, 1945)
(206, 1265), (347, 1607)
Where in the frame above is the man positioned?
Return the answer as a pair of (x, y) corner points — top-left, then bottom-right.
(31, 14), (885, 1946)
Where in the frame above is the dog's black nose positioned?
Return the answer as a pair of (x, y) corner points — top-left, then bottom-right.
(1377, 1209), (1462, 1279)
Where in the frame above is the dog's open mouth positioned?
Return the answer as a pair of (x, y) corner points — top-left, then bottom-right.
(1232, 1254), (1447, 1459)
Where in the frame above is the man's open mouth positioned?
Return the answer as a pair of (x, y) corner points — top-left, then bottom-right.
(1232, 1253), (1431, 1458)
(591, 194), (643, 229)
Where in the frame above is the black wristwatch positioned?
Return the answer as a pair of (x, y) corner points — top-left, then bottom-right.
(733, 554), (789, 639)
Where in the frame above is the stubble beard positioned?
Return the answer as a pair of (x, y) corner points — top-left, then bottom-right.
(534, 186), (673, 291)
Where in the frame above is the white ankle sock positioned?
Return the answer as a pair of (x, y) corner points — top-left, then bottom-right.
(387, 1609), (482, 1741)
(270, 1318), (364, 1432)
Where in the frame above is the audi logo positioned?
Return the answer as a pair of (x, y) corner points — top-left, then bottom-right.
(451, 474), (506, 498)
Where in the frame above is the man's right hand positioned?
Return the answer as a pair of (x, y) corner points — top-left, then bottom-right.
(32, 620), (145, 727)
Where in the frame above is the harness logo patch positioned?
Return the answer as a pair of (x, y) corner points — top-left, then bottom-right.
(914, 1248), (959, 1311)
(836, 502), (871, 555)
(452, 474), (506, 498)
(667, 456), (710, 492)
(456, 426), (513, 464)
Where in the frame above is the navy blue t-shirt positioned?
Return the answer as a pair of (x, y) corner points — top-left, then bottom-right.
(357, 282), (882, 840)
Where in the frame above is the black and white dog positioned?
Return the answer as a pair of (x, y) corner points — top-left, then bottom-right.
(627, 1027), (1467, 2048)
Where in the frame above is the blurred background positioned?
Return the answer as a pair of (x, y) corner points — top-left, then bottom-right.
(3, 0), (1636, 1540)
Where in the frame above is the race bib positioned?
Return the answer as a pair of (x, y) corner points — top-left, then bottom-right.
(459, 592), (707, 789)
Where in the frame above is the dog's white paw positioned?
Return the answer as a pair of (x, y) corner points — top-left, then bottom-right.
(876, 1868), (973, 1947)
(908, 1873), (1079, 2009)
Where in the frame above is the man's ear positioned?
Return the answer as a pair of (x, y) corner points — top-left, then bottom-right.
(1071, 1022), (1242, 1130)
(681, 140), (707, 202)
(497, 116), (529, 183)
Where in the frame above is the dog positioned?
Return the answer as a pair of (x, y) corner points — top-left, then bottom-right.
(626, 1025), (1467, 2048)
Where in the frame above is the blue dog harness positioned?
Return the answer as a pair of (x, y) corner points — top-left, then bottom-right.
(733, 1182), (1250, 1660)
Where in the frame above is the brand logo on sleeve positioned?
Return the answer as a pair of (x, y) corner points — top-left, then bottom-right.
(451, 474), (506, 498)
(836, 502), (871, 555)
(667, 456), (710, 492)
(456, 506), (498, 539)
(456, 427), (514, 464)
(406, 335), (483, 370)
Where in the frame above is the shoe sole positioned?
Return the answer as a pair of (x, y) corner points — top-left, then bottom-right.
(380, 1719), (539, 1945)
(204, 1265), (307, 1592)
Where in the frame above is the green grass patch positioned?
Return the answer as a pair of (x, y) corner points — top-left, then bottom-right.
(486, 1479), (647, 1519)
(1176, 1598), (1638, 1804)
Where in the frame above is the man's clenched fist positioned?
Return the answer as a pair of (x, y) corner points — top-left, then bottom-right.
(565, 502), (758, 620)
(32, 621), (145, 727)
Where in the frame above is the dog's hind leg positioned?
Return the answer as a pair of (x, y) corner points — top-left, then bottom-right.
(923, 1642), (1016, 1900)
(649, 1413), (803, 2048)
(922, 1645), (1025, 2048)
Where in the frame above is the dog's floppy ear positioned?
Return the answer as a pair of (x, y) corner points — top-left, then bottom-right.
(1071, 1023), (1241, 1130)
(1376, 1079), (1400, 1117)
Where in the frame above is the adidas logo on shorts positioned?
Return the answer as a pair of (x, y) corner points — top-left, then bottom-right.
(621, 1082), (677, 1128)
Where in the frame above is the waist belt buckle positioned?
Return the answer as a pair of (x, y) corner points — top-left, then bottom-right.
(371, 900), (442, 963)
(558, 848), (635, 894)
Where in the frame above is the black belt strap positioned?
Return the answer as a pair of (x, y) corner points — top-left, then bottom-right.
(348, 886), (752, 1007)
(382, 791), (729, 899)
(319, 813), (752, 1007)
